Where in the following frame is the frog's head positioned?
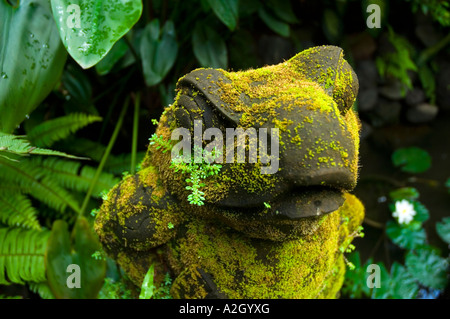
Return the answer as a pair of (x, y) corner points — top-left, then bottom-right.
(155, 45), (360, 237)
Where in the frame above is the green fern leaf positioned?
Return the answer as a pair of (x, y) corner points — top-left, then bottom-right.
(27, 113), (102, 148)
(28, 282), (55, 299)
(104, 152), (146, 174)
(0, 228), (50, 285)
(0, 157), (81, 214)
(0, 133), (85, 161)
(34, 157), (119, 197)
(0, 193), (40, 230)
(56, 137), (106, 162)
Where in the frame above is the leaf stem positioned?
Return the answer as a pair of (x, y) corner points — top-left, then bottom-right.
(131, 92), (140, 175)
(80, 97), (130, 217)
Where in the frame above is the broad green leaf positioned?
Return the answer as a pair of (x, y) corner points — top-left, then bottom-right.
(192, 23), (228, 69)
(386, 220), (426, 250)
(207, 0), (239, 31)
(436, 217), (450, 244)
(266, 0), (299, 24)
(389, 262), (419, 299)
(258, 6), (290, 38)
(405, 248), (448, 290)
(0, 0), (67, 133)
(392, 147), (431, 173)
(140, 20), (178, 86)
(389, 187), (419, 201)
(45, 218), (106, 298)
(50, 0), (142, 69)
(95, 38), (129, 75)
(139, 263), (155, 299)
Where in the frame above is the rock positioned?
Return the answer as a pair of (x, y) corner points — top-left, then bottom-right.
(415, 24), (442, 47)
(358, 87), (378, 112)
(355, 60), (378, 90)
(371, 98), (402, 127)
(405, 87), (426, 107)
(379, 80), (406, 100)
(436, 61), (450, 111)
(406, 103), (439, 123)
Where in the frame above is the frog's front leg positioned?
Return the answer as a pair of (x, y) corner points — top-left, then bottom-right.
(95, 165), (183, 286)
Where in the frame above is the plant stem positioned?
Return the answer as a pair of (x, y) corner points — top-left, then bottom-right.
(131, 92), (140, 175)
(80, 97), (130, 217)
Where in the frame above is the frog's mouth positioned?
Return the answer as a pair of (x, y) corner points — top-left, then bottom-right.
(216, 185), (345, 222)
(257, 186), (345, 219)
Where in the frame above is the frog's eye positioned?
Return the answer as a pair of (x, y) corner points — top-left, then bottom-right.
(287, 45), (359, 114)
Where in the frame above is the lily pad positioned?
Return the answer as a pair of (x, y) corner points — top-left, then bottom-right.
(50, 0), (142, 69)
(0, 0), (67, 133)
(45, 217), (106, 298)
(392, 147), (431, 173)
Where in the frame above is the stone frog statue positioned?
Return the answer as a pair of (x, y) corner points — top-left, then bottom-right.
(95, 45), (365, 298)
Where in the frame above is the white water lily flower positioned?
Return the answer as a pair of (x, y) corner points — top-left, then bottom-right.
(392, 200), (416, 225)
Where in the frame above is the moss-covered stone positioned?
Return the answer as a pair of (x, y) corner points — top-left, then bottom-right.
(94, 45), (364, 299)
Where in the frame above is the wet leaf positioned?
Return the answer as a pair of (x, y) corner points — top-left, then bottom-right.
(95, 38), (129, 75)
(50, 0), (142, 69)
(45, 218), (106, 298)
(0, 0), (67, 133)
(192, 22), (227, 69)
(392, 147), (431, 173)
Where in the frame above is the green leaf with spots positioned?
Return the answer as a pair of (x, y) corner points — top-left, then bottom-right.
(0, 0), (67, 133)
(50, 0), (142, 69)
(392, 147), (431, 173)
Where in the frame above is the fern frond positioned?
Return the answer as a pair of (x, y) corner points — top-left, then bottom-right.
(0, 193), (40, 230)
(0, 133), (85, 161)
(34, 157), (119, 197)
(28, 282), (55, 299)
(56, 137), (106, 162)
(27, 113), (102, 148)
(0, 228), (50, 285)
(104, 152), (146, 174)
(0, 157), (81, 214)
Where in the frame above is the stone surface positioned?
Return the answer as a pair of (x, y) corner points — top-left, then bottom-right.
(406, 103), (439, 123)
(95, 46), (365, 299)
(405, 87), (426, 107)
(358, 87), (378, 112)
